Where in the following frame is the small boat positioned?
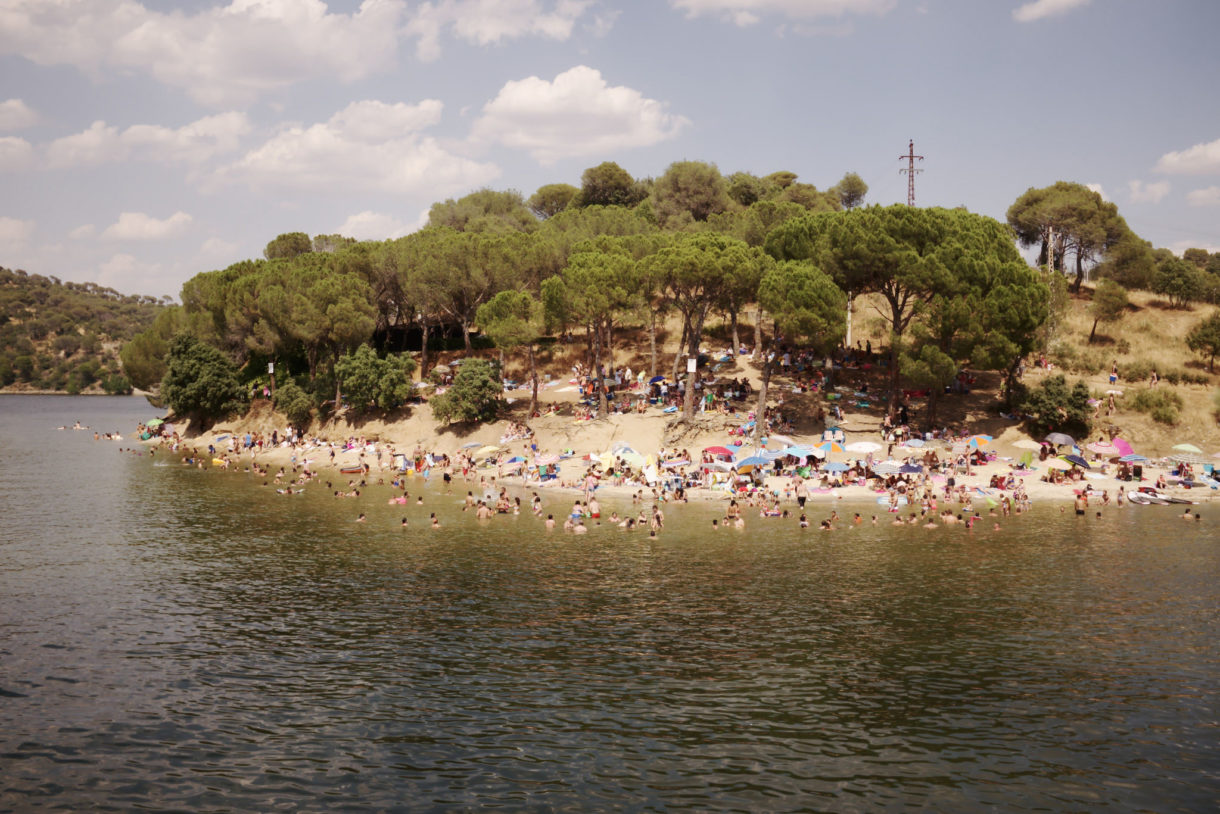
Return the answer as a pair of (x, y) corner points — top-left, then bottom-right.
(339, 465), (364, 475)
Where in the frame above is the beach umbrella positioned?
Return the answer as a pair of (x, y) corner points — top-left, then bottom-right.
(966, 434), (992, 448)
(461, 441), (482, 449)
(1044, 457), (1071, 470)
(734, 455), (770, 469)
(704, 445), (734, 457)
(1172, 443), (1204, 454)
(1087, 441), (1120, 455)
(502, 460), (524, 471)
(780, 445), (814, 458)
(476, 444), (500, 456)
(611, 440), (634, 453)
(506, 456), (525, 463)
(872, 461), (902, 475)
(662, 458), (690, 469)
(146, 417), (164, 427)
(1012, 439), (1043, 451)
(1111, 437), (1135, 456)
(620, 450), (646, 468)
(1170, 452), (1211, 465)
(846, 441), (882, 453)
(1061, 454), (1090, 469)
(823, 461), (850, 473)
(1044, 432), (1075, 446)
(1118, 453), (1147, 463)
(534, 454), (560, 466)
(761, 449), (789, 461)
(816, 440), (845, 454)
(648, 375), (665, 384)
(902, 438), (926, 448)
(703, 461), (733, 472)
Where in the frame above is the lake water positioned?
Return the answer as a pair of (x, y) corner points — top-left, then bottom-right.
(1, 395), (1218, 811)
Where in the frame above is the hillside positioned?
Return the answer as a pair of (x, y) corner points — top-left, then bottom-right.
(0, 267), (168, 394)
(200, 283), (1220, 462)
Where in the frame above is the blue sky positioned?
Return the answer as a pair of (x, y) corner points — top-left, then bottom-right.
(2, 0), (1219, 298)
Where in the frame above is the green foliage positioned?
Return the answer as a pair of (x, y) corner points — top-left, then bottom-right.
(831, 172), (869, 210)
(1186, 311), (1220, 372)
(263, 232), (312, 260)
(1021, 373), (1092, 437)
(1128, 388), (1184, 425)
(274, 379), (315, 428)
(334, 344), (417, 413)
(428, 188), (536, 233)
(477, 289), (543, 352)
(1154, 256), (1204, 308)
(653, 160), (731, 227)
(0, 267), (165, 393)
(430, 358), (503, 424)
(161, 334), (245, 425)
(121, 305), (182, 389)
(579, 162), (645, 208)
(756, 260), (845, 351)
(1088, 279), (1128, 342)
(1048, 342), (1107, 375)
(528, 183), (579, 219)
(1006, 181), (1133, 291)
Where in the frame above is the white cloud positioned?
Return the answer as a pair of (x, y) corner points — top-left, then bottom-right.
(219, 99), (499, 195)
(472, 66), (689, 164)
(338, 210), (417, 240)
(44, 113), (251, 168)
(0, 136), (35, 170)
(1012, 0), (1091, 23)
(69, 224), (96, 240)
(1186, 186), (1220, 207)
(0, 98), (39, 130)
(1085, 182), (1107, 201)
(1127, 180), (1169, 204)
(0, 0), (406, 106)
(102, 211), (194, 241)
(200, 237), (240, 258)
(670, 0), (895, 26)
(95, 252), (170, 295)
(1155, 137), (1220, 175)
(405, 0), (592, 61)
(0, 215), (36, 248)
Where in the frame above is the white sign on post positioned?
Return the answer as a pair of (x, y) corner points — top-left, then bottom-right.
(268, 362), (275, 374)
(687, 357), (697, 373)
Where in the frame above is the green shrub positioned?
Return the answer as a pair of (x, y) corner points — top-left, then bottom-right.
(431, 358), (503, 424)
(274, 379), (315, 429)
(1119, 359), (1154, 383)
(1149, 405), (1180, 425)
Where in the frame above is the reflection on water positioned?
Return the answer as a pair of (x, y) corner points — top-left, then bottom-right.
(2, 396), (1218, 810)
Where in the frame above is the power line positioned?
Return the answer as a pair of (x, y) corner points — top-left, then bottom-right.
(899, 139), (924, 206)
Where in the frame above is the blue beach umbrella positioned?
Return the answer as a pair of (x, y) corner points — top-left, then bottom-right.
(823, 461), (850, 473)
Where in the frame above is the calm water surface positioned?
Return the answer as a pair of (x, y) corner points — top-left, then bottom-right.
(1, 395), (1218, 811)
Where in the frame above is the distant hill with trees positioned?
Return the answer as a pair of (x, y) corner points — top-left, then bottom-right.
(0, 267), (167, 394)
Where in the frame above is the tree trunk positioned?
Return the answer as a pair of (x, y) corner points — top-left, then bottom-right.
(682, 310), (706, 421)
(730, 310), (740, 356)
(752, 323), (773, 446)
(420, 319), (430, 377)
(1089, 317), (1099, 343)
(649, 310), (658, 379)
(671, 314), (688, 383)
(1073, 250), (1085, 294)
(334, 374), (342, 413)
(462, 318), (472, 352)
(528, 342), (538, 416)
(845, 296), (853, 349)
(754, 309), (763, 356)
(605, 321), (614, 376)
(593, 321), (608, 417)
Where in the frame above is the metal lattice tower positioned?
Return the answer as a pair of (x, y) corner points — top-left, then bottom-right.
(899, 139), (924, 206)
